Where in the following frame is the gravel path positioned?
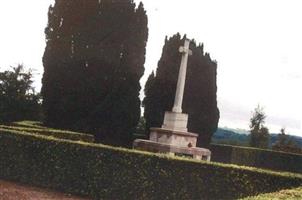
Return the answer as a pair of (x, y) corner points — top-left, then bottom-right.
(0, 180), (90, 200)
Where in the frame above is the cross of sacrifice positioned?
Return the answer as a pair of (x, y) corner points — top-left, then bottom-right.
(172, 39), (193, 113)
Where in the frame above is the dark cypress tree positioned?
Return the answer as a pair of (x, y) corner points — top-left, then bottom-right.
(42, 0), (148, 146)
(143, 34), (219, 148)
(143, 71), (163, 132)
(42, 1), (76, 127)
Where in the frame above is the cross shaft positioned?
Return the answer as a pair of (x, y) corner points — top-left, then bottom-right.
(172, 39), (192, 113)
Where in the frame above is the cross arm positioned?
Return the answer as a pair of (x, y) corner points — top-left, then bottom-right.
(179, 46), (193, 56)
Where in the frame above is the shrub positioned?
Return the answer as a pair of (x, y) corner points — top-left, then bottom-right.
(211, 144), (302, 173)
(0, 129), (302, 199)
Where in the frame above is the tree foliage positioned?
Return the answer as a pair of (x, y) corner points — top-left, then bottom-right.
(0, 64), (41, 122)
(42, 0), (148, 146)
(249, 105), (270, 149)
(143, 34), (219, 147)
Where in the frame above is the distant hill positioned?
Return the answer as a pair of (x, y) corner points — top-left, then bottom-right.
(212, 127), (302, 148)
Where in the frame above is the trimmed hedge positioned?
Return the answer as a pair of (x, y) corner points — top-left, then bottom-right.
(0, 125), (94, 143)
(1, 129), (302, 200)
(210, 144), (302, 173)
(241, 186), (302, 200)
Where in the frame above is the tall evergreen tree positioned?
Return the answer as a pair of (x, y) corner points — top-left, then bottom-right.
(42, 0), (148, 146)
(249, 105), (270, 149)
(143, 34), (219, 147)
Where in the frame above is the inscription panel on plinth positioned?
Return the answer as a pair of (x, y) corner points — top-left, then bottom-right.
(150, 128), (197, 148)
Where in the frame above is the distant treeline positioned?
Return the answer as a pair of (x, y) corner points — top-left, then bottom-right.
(212, 128), (302, 149)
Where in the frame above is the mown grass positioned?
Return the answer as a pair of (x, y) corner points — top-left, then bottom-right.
(241, 186), (302, 200)
(11, 120), (46, 129)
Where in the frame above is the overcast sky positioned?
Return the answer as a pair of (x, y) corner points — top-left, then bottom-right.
(0, 0), (301, 136)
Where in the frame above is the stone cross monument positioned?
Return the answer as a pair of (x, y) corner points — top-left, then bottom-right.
(161, 39), (192, 132)
(133, 39), (211, 161)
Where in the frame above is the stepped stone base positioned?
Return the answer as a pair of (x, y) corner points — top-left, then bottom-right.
(133, 139), (211, 161)
(133, 127), (211, 161)
(150, 127), (198, 148)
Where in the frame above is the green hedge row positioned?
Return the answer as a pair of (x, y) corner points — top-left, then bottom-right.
(0, 125), (94, 143)
(241, 186), (302, 200)
(1, 129), (302, 200)
(210, 144), (302, 173)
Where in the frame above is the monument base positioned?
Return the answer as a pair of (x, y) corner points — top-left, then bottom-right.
(133, 139), (211, 161)
(150, 127), (198, 148)
(133, 127), (211, 161)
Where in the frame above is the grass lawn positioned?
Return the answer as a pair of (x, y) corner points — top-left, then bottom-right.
(242, 186), (302, 200)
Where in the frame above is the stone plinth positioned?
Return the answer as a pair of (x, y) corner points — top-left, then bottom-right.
(133, 127), (211, 161)
(161, 112), (188, 132)
(150, 127), (197, 148)
(133, 139), (211, 161)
